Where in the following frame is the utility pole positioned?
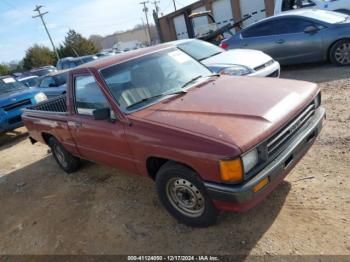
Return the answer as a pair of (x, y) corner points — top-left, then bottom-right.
(152, 0), (160, 15)
(172, 0), (177, 11)
(140, 1), (152, 45)
(32, 5), (60, 60)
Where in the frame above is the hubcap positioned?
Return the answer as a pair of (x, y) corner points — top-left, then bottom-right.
(335, 43), (350, 65)
(54, 144), (68, 168)
(166, 178), (205, 217)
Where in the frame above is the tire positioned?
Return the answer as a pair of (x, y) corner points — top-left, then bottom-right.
(48, 137), (80, 173)
(330, 40), (350, 66)
(156, 161), (219, 227)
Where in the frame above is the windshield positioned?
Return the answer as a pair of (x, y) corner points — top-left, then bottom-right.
(101, 48), (212, 112)
(0, 77), (27, 94)
(54, 73), (68, 86)
(20, 77), (38, 87)
(305, 10), (349, 24)
(177, 40), (224, 61)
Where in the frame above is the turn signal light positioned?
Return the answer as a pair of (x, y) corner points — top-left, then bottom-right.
(253, 177), (269, 193)
(219, 159), (243, 182)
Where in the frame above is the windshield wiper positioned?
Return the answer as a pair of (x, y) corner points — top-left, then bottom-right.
(180, 75), (204, 89)
(199, 52), (223, 61)
(126, 89), (187, 110)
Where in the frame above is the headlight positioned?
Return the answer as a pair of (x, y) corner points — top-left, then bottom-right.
(220, 65), (253, 76)
(242, 149), (259, 173)
(219, 158), (243, 182)
(34, 92), (47, 103)
(314, 92), (321, 108)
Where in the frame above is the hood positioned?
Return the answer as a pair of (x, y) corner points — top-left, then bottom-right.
(202, 49), (272, 70)
(132, 76), (319, 152)
(0, 88), (40, 108)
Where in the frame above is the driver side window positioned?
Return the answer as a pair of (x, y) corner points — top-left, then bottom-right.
(40, 77), (55, 88)
(74, 75), (110, 116)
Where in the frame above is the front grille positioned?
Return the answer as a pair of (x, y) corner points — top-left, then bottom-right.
(266, 102), (316, 158)
(3, 99), (32, 111)
(254, 60), (274, 71)
(8, 115), (22, 125)
(267, 70), (279, 78)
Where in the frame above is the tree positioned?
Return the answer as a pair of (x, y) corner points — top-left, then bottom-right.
(0, 64), (10, 75)
(89, 34), (104, 51)
(58, 30), (99, 58)
(22, 45), (56, 70)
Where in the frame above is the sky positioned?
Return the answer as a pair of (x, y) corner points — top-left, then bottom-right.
(0, 0), (197, 63)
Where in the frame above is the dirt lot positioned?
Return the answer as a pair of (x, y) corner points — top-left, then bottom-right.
(0, 63), (349, 256)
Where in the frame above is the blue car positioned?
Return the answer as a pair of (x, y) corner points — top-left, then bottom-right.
(0, 76), (47, 133)
(35, 70), (68, 99)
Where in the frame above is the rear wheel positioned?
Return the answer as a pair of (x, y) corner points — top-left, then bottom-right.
(49, 137), (80, 173)
(156, 162), (219, 227)
(330, 40), (350, 66)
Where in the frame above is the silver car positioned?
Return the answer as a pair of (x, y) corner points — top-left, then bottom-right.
(221, 9), (350, 66)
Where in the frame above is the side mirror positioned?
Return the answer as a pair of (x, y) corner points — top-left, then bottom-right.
(49, 83), (57, 87)
(93, 108), (110, 120)
(304, 26), (319, 34)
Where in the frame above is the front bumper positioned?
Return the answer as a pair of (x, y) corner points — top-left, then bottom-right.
(249, 61), (281, 78)
(204, 107), (325, 212)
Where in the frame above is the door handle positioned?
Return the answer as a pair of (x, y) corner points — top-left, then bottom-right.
(242, 42), (248, 47)
(275, 39), (285, 44)
(68, 121), (82, 128)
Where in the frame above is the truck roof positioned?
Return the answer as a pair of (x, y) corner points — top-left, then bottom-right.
(75, 43), (174, 71)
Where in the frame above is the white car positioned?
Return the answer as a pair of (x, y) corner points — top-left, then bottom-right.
(170, 39), (280, 78)
(275, 0), (350, 15)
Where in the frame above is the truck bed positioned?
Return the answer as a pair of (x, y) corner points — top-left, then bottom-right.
(25, 95), (67, 113)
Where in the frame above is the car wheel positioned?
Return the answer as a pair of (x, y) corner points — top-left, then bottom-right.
(330, 40), (350, 66)
(156, 161), (219, 227)
(49, 137), (80, 173)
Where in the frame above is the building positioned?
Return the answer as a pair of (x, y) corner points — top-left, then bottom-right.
(157, 0), (275, 42)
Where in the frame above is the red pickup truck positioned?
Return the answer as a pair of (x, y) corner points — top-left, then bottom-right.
(22, 45), (325, 227)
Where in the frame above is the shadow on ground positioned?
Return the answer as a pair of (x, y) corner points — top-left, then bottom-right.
(0, 128), (28, 149)
(0, 155), (291, 255)
(281, 63), (349, 83)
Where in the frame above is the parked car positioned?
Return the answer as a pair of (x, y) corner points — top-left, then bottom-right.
(0, 76), (47, 133)
(172, 39), (280, 77)
(30, 66), (57, 77)
(221, 9), (350, 66)
(275, 0), (350, 15)
(35, 70), (68, 99)
(96, 49), (123, 57)
(56, 55), (98, 70)
(22, 45), (325, 227)
(17, 75), (39, 88)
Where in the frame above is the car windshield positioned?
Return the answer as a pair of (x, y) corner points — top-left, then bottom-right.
(54, 73), (68, 86)
(304, 10), (349, 24)
(177, 40), (224, 61)
(20, 77), (38, 87)
(0, 77), (27, 93)
(101, 48), (212, 112)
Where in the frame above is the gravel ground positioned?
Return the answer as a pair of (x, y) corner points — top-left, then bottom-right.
(0, 63), (349, 256)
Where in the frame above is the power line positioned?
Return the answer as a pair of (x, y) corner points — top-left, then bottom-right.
(152, 0), (160, 15)
(140, 1), (152, 45)
(32, 5), (60, 60)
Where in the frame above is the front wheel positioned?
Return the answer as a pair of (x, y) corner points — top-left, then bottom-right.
(49, 137), (80, 173)
(330, 40), (350, 66)
(156, 162), (219, 227)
